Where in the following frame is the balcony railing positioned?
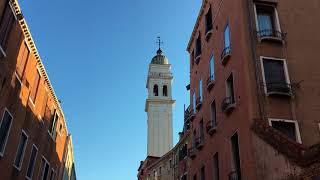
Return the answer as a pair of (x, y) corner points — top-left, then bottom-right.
(188, 147), (196, 159)
(257, 29), (285, 43)
(266, 82), (292, 96)
(195, 136), (204, 150)
(206, 120), (217, 135)
(207, 75), (215, 91)
(221, 46), (231, 65)
(228, 171), (241, 180)
(184, 105), (195, 122)
(196, 97), (202, 110)
(221, 97), (235, 113)
(205, 24), (213, 40)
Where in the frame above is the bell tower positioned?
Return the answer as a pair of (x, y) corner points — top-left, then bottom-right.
(145, 39), (175, 157)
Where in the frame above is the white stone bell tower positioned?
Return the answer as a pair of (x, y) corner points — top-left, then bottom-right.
(145, 45), (175, 157)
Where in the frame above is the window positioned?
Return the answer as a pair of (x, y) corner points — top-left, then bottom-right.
(193, 174), (197, 180)
(0, 109), (13, 156)
(40, 157), (50, 180)
(192, 92), (196, 113)
(269, 119), (302, 143)
(209, 55), (215, 81)
(49, 110), (58, 139)
(181, 174), (187, 180)
(49, 168), (56, 180)
(231, 133), (241, 180)
(179, 144), (187, 161)
(255, 4), (281, 37)
(200, 119), (204, 140)
(200, 166), (205, 180)
(26, 144), (38, 179)
(191, 50), (195, 66)
(224, 24), (230, 49)
(199, 79), (203, 102)
(213, 153), (219, 180)
(13, 130), (28, 170)
(195, 35), (202, 58)
(226, 74), (235, 104)
(153, 84), (159, 96)
(261, 57), (290, 95)
(17, 42), (30, 77)
(211, 101), (216, 126)
(205, 6), (213, 34)
(30, 70), (41, 103)
(163, 85), (168, 96)
(0, 1), (15, 56)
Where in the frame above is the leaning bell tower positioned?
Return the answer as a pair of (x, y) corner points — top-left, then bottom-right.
(145, 39), (175, 157)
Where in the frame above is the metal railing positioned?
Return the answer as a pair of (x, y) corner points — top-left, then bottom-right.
(221, 46), (231, 62)
(228, 171), (240, 180)
(257, 29), (285, 40)
(266, 82), (292, 95)
(221, 96), (235, 112)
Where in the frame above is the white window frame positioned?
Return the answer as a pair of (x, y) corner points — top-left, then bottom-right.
(0, 108), (13, 157)
(209, 55), (215, 81)
(26, 144), (38, 180)
(40, 156), (50, 180)
(260, 56), (291, 95)
(268, 118), (302, 143)
(253, 3), (281, 32)
(13, 130), (29, 171)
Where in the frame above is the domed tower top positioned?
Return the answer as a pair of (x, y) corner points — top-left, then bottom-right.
(151, 36), (169, 65)
(151, 48), (169, 65)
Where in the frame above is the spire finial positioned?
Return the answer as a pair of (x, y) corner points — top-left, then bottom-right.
(156, 36), (163, 55)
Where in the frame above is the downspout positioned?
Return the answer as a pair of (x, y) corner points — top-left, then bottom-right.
(245, 0), (266, 121)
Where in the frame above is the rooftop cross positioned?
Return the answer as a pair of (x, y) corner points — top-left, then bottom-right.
(157, 36), (163, 49)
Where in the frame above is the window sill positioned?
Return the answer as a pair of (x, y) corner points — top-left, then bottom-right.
(13, 164), (22, 171)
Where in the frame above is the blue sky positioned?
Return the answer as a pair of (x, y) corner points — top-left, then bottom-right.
(20, 0), (201, 179)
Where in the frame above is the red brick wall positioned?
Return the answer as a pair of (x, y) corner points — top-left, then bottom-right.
(0, 1), (69, 180)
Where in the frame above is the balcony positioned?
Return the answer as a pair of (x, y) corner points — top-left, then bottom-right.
(221, 97), (235, 114)
(206, 75), (215, 91)
(188, 147), (196, 159)
(228, 171), (240, 180)
(257, 29), (285, 43)
(221, 46), (231, 65)
(205, 25), (213, 41)
(195, 136), (204, 150)
(184, 105), (195, 122)
(206, 120), (217, 136)
(266, 82), (292, 97)
(196, 97), (202, 110)
(195, 54), (201, 64)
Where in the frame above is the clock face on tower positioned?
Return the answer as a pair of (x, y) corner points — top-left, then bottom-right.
(145, 48), (175, 157)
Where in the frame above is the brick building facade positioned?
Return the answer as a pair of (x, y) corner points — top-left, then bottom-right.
(0, 0), (76, 180)
(138, 0), (320, 179)
(186, 0), (320, 179)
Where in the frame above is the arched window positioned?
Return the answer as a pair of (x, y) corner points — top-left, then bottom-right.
(153, 84), (159, 96)
(163, 85), (168, 96)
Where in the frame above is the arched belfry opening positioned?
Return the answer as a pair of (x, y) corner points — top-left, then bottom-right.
(153, 84), (159, 96)
(163, 85), (168, 96)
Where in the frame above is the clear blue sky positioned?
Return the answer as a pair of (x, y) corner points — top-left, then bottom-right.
(20, 0), (201, 179)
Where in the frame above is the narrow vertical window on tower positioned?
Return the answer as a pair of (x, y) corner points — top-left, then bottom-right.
(153, 84), (159, 96)
(30, 70), (41, 104)
(213, 153), (219, 180)
(163, 85), (168, 96)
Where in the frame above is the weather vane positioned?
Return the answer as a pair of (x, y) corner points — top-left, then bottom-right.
(156, 36), (163, 50)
